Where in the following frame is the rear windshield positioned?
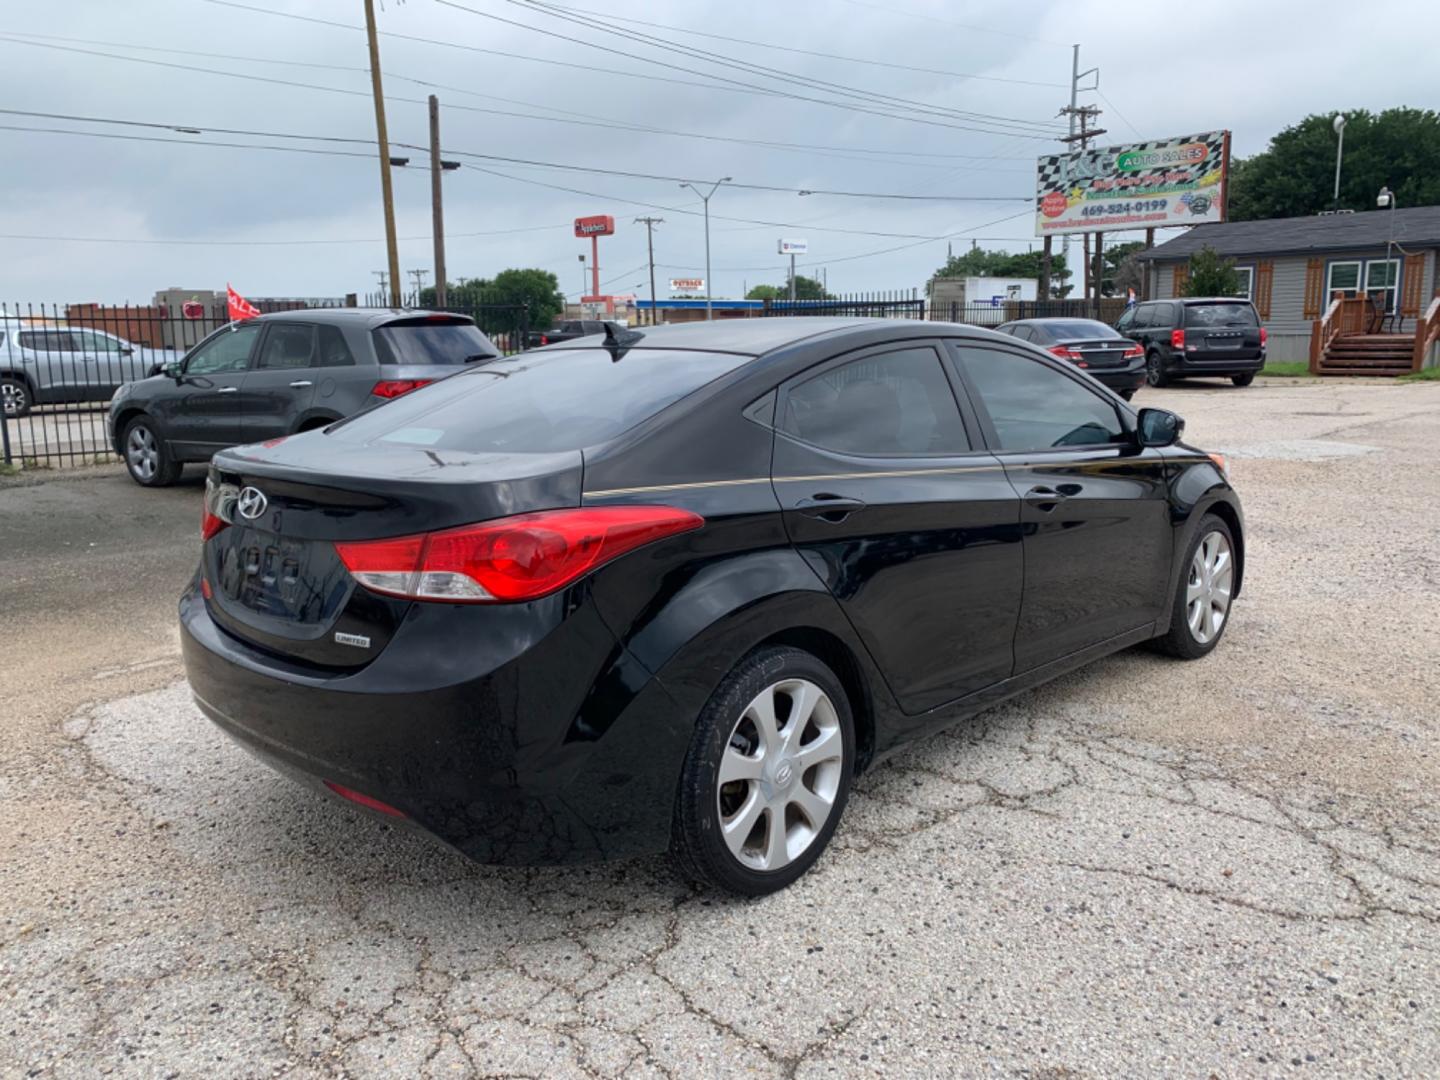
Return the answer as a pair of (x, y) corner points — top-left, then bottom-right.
(1043, 320), (1121, 340)
(372, 319), (498, 366)
(1184, 303), (1259, 328)
(330, 347), (748, 453)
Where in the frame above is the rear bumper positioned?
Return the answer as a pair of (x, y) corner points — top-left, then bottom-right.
(179, 577), (686, 865)
(1083, 357), (1146, 391)
(1165, 348), (1265, 376)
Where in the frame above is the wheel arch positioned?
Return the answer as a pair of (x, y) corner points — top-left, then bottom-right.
(112, 405), (154, 454)
(292, 410), (342, 434)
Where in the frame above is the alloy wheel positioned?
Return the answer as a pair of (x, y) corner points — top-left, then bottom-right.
(1186, 531), (1233, 644)
(1, 382), (26, 417)
(126, 425), (158, 482)
(716, 678), (845, 872)
(1146, 354), (1164, 387)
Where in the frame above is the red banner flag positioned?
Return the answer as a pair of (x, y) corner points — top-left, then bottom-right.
(227, 284), (260, 322)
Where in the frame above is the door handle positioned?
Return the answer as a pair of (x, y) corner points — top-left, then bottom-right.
(796, 493), (866, 522)
(1024, 485), (1067, 512)
(216, 386), (238, 394)
(288, 380), (313, 388)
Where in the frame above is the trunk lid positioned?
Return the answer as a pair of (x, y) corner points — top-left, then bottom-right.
(203, 436), (583, 668)
(1065, 338), (1136, 368)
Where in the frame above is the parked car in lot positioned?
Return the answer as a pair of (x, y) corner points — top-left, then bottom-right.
(108, 309), (499, 487)
(525, 319), (607, 348)
(1115, 297), (1267, 387)
(182, 318), (1244, 895)
(0, 320), (180, 418)
(995, 317), (1145, 399)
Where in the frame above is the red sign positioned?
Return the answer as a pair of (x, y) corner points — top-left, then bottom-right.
(1040, 191), (1068, 219)
(226, 283), (261, 322)
(574, 215), (615, 238)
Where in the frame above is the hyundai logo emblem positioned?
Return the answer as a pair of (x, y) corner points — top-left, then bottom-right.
(236, 486), (269, 520)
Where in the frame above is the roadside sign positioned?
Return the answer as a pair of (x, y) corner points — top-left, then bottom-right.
(668, 278), (705, 292)
(778, 238), (808, 255)
(574, 215), (616, 238)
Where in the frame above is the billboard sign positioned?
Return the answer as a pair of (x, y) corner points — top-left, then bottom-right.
(1035, 131), (1230, 236)
(574, 215), (616, 238)
(778, 237), (808, 255)
(668, 277), (705, 292)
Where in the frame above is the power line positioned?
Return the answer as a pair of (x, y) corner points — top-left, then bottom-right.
(535, 1), (1068, 89)
(434, 0), (1065, 139)
(833, 0), (1068, 46)
(0, 105), (1027, 205)
(0, 33), (1037, 171)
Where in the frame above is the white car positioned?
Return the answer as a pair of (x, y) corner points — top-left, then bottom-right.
(0, 321), (181, 417)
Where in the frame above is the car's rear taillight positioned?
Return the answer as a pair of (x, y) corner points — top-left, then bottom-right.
(334, 506), (705, 603)
(1260, 327), (1268, 345)
(539, 334), (549, 345)
(1048, 345), (1083, 360)
(201, 506), (227, 541)
(1122, 344), (1143, 359)
(371, 379), (432, 399)
(1170, 329), (1185, 349)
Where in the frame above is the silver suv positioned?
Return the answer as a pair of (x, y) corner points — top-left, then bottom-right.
(107, 309), (499, 486)
(0, 321), (179, 418)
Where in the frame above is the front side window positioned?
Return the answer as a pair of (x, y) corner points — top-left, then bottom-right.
(74, 330), (124, 352)
(1132, 305), (1156, 330)
(186, 323), (262, 375)
(257, 323), (315, 370)
(957, 347), (1125, 452)
(781, 347), (969, 457)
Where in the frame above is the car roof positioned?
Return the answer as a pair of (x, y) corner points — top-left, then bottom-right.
(537, 317), (940, 358)
(1151, 297), (1254, 305)
(251, 307), (476, 329)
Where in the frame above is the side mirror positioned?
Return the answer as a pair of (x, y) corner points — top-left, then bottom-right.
(163, 361), (184, 380)
(1136, 407), (1184, 447)
(120, 346), (134, 356)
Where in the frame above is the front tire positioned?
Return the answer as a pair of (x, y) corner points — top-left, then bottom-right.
(1, 376), (32, 418)
(671, 646), (854, 896)
(1153, 514), (1236, 659)
(1145, 351), (1170, 388)
(1231, 372), (1256, 387)
(122, 415), (181, 487)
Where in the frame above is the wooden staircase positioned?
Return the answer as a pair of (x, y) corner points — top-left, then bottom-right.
(1310, 295), (1440, 377)
(1318, 332), (1416, 376)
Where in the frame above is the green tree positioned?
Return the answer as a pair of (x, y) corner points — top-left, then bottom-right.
(745, 275), (832, 301)
(419, 268), (564, 332)
(1101, 240), (1146, 297)
(1227, 107), (1440, 220)
(932, 246), (1072, 298)
(1184, 245), (1242, 297)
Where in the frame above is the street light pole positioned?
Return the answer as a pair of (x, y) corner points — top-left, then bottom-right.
(680, 178), (731, 320)
(1333, 114), (1347, 209)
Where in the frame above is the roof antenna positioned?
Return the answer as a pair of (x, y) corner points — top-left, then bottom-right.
(601, 320), (644, 360)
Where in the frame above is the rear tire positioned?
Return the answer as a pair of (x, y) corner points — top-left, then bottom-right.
(1, 376), (31, 419)
(671, 646), (854, 896)
(1153, 514), (1236, 660)
(1145, 351), (1170, 388)
(1231, 373), (1256, 387)
(122, 415), (181, 487)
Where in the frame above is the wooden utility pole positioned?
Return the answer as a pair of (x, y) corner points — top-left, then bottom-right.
(429, 95), (448, 309)
(634, 216), (663, 326)
(363, 0), (401, 307)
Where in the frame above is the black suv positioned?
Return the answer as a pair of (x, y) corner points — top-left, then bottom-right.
(1116, 298), (1266, 388)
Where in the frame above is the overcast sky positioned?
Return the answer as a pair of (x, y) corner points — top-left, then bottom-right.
(2, 0), (1436, 304)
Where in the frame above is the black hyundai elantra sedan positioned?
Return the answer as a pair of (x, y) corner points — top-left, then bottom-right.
(181, 318), (1243, 895)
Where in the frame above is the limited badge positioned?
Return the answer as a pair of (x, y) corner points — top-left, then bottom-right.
(334, 632), (371, 649)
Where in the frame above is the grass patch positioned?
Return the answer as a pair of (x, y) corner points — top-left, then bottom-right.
(1399, 366), (1440, 382)
(1258, 361), (1315, 378)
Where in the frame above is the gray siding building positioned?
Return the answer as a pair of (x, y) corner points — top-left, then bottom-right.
(1137, 207), (1440, 364)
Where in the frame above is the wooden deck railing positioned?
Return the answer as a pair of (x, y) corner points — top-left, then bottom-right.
(1413, 296), (1440, 373)
(1309, 295), (1374, 371)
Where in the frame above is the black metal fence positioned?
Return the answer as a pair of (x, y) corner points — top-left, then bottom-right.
(0, 297), (528, 470)
(756, 292), (1127, 328)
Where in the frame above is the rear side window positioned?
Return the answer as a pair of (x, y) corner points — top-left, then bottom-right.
(316, 324), (357, 367)
(781, 347), (969, 456)
(372, 319), (498, 366)
(1185, 303), (1259, 328)
(18, 330), (79, 351)
(257, 324), (315, 370)
(330, 347), (747, 453)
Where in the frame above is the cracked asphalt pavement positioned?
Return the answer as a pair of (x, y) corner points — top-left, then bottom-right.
(3, 378), (1438, 1077)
